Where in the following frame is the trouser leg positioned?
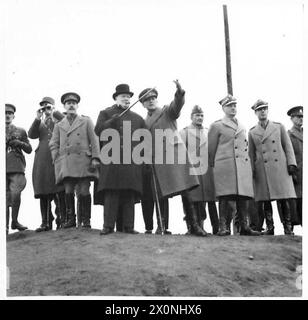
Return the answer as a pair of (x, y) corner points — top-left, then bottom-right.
(63, 193), (76, 228)
(182, 195), (192, 235)
(11, 192), (28, 231)
(141, 198), (154, 232)
(277, 199), (294, 235)
(208, 201), (219, 235)
(81, 194), (92, 228)
(122, 191), (137, 233)
(262, 201), (274, 235)
(102, 191), (119, 231)
(55, 191), (66, 229)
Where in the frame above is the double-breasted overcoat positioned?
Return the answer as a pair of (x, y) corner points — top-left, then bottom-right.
(49, 115), (100, 184)
(180, 124), (216, 202)
(248, 121), (297, 201)
(145, 89), (199, 198)
(208, 117), (254, 198)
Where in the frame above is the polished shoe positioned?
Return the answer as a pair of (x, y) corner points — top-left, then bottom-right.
(217, 229), (231, 236)
(35, 224), (49, 232)
(124, 229), (139, 234)
(144, 230), (152, 234)
(11, 221), (28, 231)
(100, 228), (114, 235)
(63, 220), (76, 229)
(240, 228), (261, 236)
(262, 228), (274, 235)
(82, 223), (91, 229)
(164, 230), (172, 235)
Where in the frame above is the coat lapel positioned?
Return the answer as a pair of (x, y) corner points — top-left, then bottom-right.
(58, 117), (71, 132)
(261, 121), (276, 142)
(222, 116), (237, 131)
(145, 107), (163, 130)
(290, 126), (303, 142)
(68, 116), (84, 134)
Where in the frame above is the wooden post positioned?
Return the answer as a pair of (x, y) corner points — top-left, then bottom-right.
(223, 5), (233, 95)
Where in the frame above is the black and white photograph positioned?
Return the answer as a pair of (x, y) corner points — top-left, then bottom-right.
(2, 0), (305, 301)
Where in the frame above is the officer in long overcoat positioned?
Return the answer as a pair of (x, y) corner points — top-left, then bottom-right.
(49, 92), (101, 229)
(28, 97), (66, 231)
(287, 106), (303, 226)
(94, 84), (145, 235)
(248, 99), (297, 235)
(179, 105), (219, 235)
(208, 94), (260, 236)
(139, 80), (205, 236)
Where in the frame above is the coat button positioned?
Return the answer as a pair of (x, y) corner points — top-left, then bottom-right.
(273, 150), (276, 152)
(264, 160), (267, 163)
(272, 140), (275, 143)
(235, 146), (238, 149)
(263, 151), (266, 153)
(245, 148), (247, 151)
(275, 159), (278, 162)
(236, 155), (239, 158)
(245, 158), (248, 161)
(262, 142), (265, 144)
(77, 133), (80, 136)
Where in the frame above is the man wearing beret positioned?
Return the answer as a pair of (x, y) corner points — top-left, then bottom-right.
(28, 97), (66, 232)
(94, 84), (145, 235)
(208, 95), (260, 236)
(179, 105), (219, 235)
(6, 103), (32, 234)
(248, 99), (297, 235)
(139, 80), (206, 236)
(287, 106), (303, 228)
(49, 92), (101, 229)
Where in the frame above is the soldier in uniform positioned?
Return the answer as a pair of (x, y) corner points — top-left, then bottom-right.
(139, 80), (206, 236)
(28, 97), (67, 231)
(287, 106), (303, 227)
(94, 84), (145, 235)
(49, 92), (101, 229)
(6, 103), (32, 233)
(179, 105), (219, 235)
(248, 99), (297, 235)
(208, 94), (260, 236)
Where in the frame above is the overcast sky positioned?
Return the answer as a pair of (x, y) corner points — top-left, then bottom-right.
(1, 1), (305, 294)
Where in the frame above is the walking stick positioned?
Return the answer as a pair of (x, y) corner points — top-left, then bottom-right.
(46, 198), (51, 231)
(119, 87), (157, 117)
(151, 165), (165, 235)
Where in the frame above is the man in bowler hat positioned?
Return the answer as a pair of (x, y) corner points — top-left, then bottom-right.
(6, 103), (32, 233)
(287, 106), (303, 228)
(248, 99), (297, 235)
(49, 92), (101, 229)
(28, 97), (66, 231)
(94, 84), (145, 235)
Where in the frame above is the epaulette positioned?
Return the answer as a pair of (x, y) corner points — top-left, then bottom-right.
(249, 125), (256, 131)
(81, 115), (89, 118)
(214, 119), (221, 123)
(273, 121), (281, 125)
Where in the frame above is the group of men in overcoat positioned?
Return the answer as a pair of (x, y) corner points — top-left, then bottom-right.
(5, 83), (303, 237)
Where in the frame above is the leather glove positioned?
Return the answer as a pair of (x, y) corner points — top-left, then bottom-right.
(89, 158), (100, 172)
(287, 165), (297, 175)
(8, 139), (24, 148)
(292, 174), (298, 185)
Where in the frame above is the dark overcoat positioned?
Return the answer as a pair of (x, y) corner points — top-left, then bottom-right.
(49, 115), (101, 184)
(208, 117), (254, 198)
(145, 89), (199, 198)
(180, 124), (216, 202)
(94, 105), (145, 204)
(28, 117), (64, 197)
(248, 121), (296, 201)
(288, 126), (303, 198)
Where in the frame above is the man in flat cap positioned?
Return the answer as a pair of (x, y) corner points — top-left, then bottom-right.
(94, 84), (145, 235)
(208, 94), (260, 236)
(28, 97), (67, 232)
(179, 105), (219, 235)
(6, 103), (32, 233)
(287, 106), (303, 228)
(139, 80), (206, 236)
(49, 92), (101, 229)
(248, 99), (297, 235)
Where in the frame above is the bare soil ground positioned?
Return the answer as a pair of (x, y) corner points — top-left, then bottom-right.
(6, 229), (302, 297)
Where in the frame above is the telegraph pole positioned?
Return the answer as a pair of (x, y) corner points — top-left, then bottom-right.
(223, 4), (233, 95)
